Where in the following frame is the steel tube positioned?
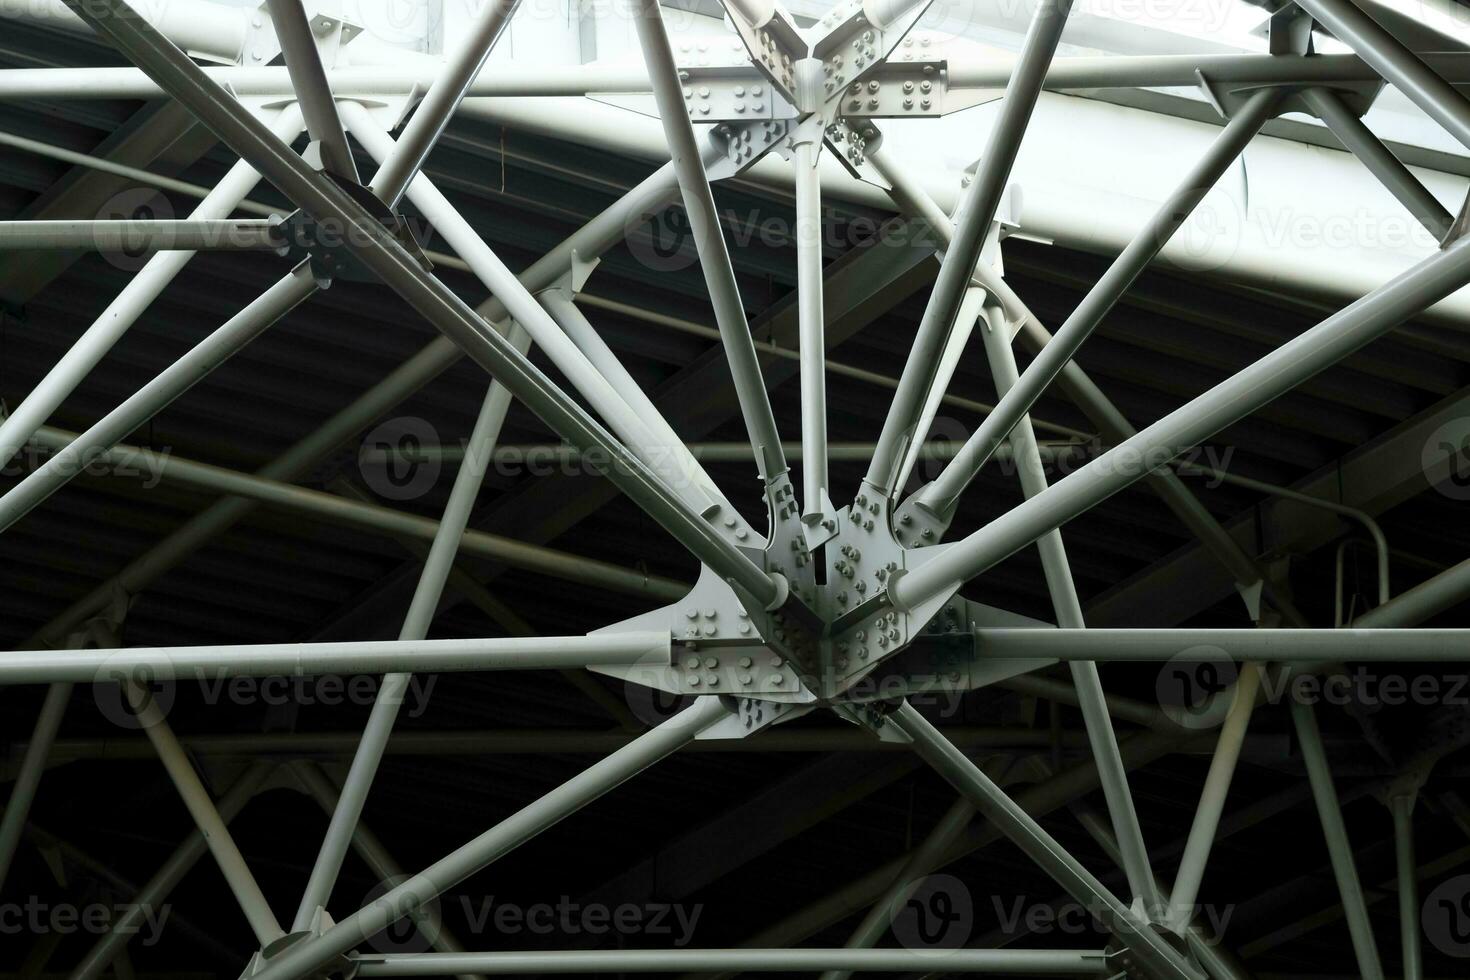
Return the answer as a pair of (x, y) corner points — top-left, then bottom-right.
(246, 697), (731, 980)
(0, 681), (71, 891)
(972, 627), (1470, 661)
(70, 762), (274, 980)
(352, 948), (1113, 975)
(1290, 698), (1385, 979)
(887, 703), (1201, 980)
(867, 143), (1300, 622)
(1165, 662), (1263, 931)
(1354, 555), (1470, 627)
(976, 306), (1160, 916)
(23, 423), (686, 601)
(887, 231), (1470, 616)
(0, 105), (301, 470)
(795, 134), (829, 520)
(1294, 0), (1470, 152)
(0, 633), (672, 685)
(126, 683), (285, 945)
(264, 0), (357, 181)
(61, 0), (781, 609)
(0, 218), (281, 251)
(291, 329), (527, 933)
(629, 0), (788, 485)
(1392, 793), (1422, 980)
(342, 105), (724, 522)
(864, 0), (1073, 498)
(0, 263), (317, 533)
(367, 0), (520, 207)
(27, 160), (685, 650)
(915, 86), (1281, 519)
(1301, 87), (1454, 241)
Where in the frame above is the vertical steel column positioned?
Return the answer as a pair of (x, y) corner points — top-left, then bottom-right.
(863, 0), (1073, 499)
(126, 682), (285, 945)
(0, 681), (72, 891)
(0, 105), (303, 470)
(1166, 662), (1264, 930)
(1294, 0), (1470, 152)
(1300, 87), (1454, 240)
(887, 702), (1201, 980)
(1290, 698), (1385, 980)
(628, 0), (788, 486)
(914, 87), (1281, 520)
(246, 698), (731, 980)
(290, 323), (529, 932)
(1391, 792), (1422, 980)
(71, 763), (275, 980)
(976, 304), (1161, 918)
(794, 127), (829, 522)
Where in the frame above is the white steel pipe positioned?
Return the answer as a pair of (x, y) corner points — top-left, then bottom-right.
(0, 633), (673, 686)
(352, 948), (1113, 975)
(0, 218), (281, 251)
(973, 627), (1470, 660)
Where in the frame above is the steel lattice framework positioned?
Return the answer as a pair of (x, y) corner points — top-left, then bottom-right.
(2, 0), (1470, 977)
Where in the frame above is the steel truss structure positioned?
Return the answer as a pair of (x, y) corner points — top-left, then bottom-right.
(2, 0), (1470, 977)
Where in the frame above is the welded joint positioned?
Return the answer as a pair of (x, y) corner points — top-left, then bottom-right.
(275, 171), (433, 287)
(240, 908), (357, 980)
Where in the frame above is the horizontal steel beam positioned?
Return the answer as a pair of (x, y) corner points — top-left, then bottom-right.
(351, 949), (1113, 975)
(0, 633), (671, 685)
(975, 628), (1470, 661)
(0, 218), (281, 251)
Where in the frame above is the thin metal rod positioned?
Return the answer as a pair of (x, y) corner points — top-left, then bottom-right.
(341, 104), (727, 523)
(975, 304), (1161, 917)
(351, 948), (1114, 975)
(0, 264), (317, 533)
(794, 132), (829, 522)
(866, 145), (1302, 623)
(1300, 87), (1454, 241)
(291, 330), (527, 933)
(820, 795), (977, 980)
(70, 762), (274, 980)
(368, 0), (521, 209)
(263, 0), (357, 181)
(0, 105), (302, 471)
(1392, 792), (1423, 980)
(863, 0), (1073, 499)
(60, 0), (781, 609)
(1166, 662), (1264, 930)
(0, 633), (672, 685)
(1294, 0), (1470, 152)
(125, 682), (285, 945)
(915, 86), (1281, 520)
(538, 290), (731, 510)
(887, 231), (1470, 617)
(886, 702), (1200, 980)
(0, 218), (281, 251)
(245, 697), (731, 980)
(26, 160), (685, 650)
(291, 763), (486, 980)
(1290, 698), (1385, 979)
(24, 424), (685, 603)
(629, 0), (788, 485)
(971, 627), (1470, 660)
(0, 681), (72, 891)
